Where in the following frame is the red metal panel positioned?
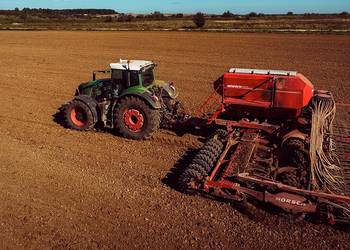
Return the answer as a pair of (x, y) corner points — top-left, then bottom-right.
(299, 73), (314, 107)
(222, 72), (273, 106)
(219, 71), (314, 111)
(274, 73), (314, 109)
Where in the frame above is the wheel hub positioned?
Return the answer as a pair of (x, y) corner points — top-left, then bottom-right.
(123, 109), (144, 132)
(70, 107), (87, 127)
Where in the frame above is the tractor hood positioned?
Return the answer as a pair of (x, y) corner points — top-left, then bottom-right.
(79, 80), (96, 89)
(76, 79), (102, 96)
(76, 81), (93, 96)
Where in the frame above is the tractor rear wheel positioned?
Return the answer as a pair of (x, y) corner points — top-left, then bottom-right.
(63, 99), (96, 131)
(114, 96), (160, 140)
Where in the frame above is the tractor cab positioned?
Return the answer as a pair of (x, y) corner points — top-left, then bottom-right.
(78, 60), (165, 100)
(109, 59), (156, 90)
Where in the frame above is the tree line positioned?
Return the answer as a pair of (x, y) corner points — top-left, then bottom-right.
(0, 8), (348, 27)
(0, 8), (116, 16)
(2, 8), (348, 18)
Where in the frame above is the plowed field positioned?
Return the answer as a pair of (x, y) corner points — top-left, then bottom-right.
(0, 31), (349, 249)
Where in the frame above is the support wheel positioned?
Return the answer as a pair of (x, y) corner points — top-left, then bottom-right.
(178, 169), (202, 194)
(62, 99), (96, 131)
(278, 139), (310, 189)
(114, 96), (160, 140)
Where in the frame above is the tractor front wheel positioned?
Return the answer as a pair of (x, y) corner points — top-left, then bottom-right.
(114, 96), (160, 140)
(62, 99), (96, 131)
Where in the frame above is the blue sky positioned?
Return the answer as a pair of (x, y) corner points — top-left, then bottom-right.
(0, 0), (349, 14)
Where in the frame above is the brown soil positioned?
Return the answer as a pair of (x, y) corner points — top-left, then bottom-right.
(0, 31), (349, 249)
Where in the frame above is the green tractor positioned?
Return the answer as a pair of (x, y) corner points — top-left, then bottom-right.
(62, 59), (186, 140)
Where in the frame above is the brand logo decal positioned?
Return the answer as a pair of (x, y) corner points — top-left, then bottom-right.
(275, 197), (306, 206)
(226, 85), (247, 89)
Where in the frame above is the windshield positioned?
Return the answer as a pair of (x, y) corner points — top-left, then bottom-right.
(141, 67), (155, 87)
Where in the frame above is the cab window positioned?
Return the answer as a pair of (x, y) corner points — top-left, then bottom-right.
(111, 69), (123, 81)
(141, 68), (155, 87)
(130, 71), (139, 87)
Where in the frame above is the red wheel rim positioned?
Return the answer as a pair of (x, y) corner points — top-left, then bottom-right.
(123, 109), (144, 132)
(70, 107), (87, 127)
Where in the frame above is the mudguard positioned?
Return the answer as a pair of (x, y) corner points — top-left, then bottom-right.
(154, 80), (178, 99)
(74, 95), (99, 123)
(281, 129), (307, 146)
(160, 84), (178, 99)
(119, 92), (161, 109)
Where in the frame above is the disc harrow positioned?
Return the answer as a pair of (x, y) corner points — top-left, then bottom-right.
(178, 125), (350, 226)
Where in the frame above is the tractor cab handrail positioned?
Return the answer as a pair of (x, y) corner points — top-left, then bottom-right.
(92, 70), (111, 81)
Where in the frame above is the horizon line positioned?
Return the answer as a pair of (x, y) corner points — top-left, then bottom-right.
(0, 8), (349, 15)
